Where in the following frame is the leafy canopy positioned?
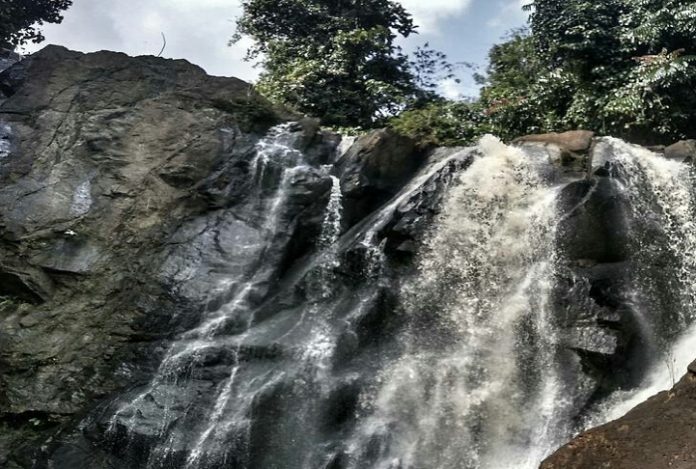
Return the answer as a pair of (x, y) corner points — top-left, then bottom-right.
(235, 0), (454, 128)
(0, 0), (73, 48)
(395, 0), (696, 146)
(480, 0), (696, 143)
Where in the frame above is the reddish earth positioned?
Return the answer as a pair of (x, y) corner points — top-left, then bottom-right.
(543, 360), (696, 469)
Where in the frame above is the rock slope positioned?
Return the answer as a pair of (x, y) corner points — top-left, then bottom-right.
(543, 361), (696, 469)
(0, 45), (429, 468)
(0, 44), (288, 466)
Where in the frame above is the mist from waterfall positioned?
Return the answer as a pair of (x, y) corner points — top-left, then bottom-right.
(99, 126), (696, 469)
(346, 136), (569, 469)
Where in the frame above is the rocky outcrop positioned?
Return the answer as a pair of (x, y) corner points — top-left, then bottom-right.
(3, 44), (696, 469)
(542, 361), (696, 469)
(514, 130), (595, 153)
(0, 49), (19, 75)
(335, 128), (420, 227)
(514, 130), (595, 174)
(664, 139), (696, 163)
(0, 45), (327, 467)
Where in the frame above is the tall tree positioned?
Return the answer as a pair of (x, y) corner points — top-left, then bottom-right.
(478, 0), (696, 143)
(394, 1), (696, 147)
(235, 0), (431, 127)
(0, 0), (73, 48)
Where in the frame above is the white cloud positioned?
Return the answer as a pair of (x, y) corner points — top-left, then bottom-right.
(439, 78), (464, 100)
(486, 0), (529, 29)
(397, 0), (473, 34)
(21, 0), (258, 81)
(17, 0), (519, 83)
(438, 77), (480, 99)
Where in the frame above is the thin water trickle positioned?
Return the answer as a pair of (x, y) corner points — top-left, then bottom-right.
(107, 123), (325, 467)
(104, 130), (696, 469)
(107, 123), (358, 468)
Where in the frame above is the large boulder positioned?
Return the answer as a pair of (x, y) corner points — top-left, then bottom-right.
(514, 130), (595, 174)
(335, 128), (421, 227)
(514, 130), (595, 153)
(542, 362), (696, 469)
(664, 139), (696, 163)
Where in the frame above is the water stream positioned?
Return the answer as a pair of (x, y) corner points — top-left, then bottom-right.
(346, 136), (570, 469)
(102, 128), (696, 469)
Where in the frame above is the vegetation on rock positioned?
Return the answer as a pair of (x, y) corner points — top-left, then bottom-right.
(388, 1), (696, 146)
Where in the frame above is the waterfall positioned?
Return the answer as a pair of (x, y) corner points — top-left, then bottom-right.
(98, 129), (696, 469)
(580, 138), (696, 428)
(105, 123), (344, 468)
(345, 135), (696, 469)
(346, 136), (569, 469)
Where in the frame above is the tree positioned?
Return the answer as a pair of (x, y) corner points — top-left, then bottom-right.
(234, 0), (434, 128)
(477, 28), (548, 140)
(389, 99), (491, 148)
(477, 0), (696, 143)
(0, 0), (73, 49)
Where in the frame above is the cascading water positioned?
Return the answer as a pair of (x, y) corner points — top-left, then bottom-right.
(98, 128), (696, 469)
(580, 138), (696, 428)
(344, 136), (696, 469)
(346, 136), (571, 469)
(105, 123), (347, 468)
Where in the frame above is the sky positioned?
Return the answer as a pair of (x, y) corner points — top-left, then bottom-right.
(22, 0), (529, 99)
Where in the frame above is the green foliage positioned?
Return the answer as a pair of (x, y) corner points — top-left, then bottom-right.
(473, 0), (696, 143)
(0, 0), (72, 48)
(410, 44), (461, 99)
(238, 0), (696, 145)
(235, 0), (450, 128)
(389, 100), (491, 148)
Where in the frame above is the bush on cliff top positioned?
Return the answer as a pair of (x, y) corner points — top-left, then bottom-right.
(394, 0), (696, 148)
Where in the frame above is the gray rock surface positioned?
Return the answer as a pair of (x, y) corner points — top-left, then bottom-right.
(0, 45), (436, 469)
(664, 139), (696, 163)
(335, 128), (421, 227)
(542, 362), (696, 469)
(0, 45), (305, 466)
(2, 45), (693, 469)
(0, 48), (19, 76)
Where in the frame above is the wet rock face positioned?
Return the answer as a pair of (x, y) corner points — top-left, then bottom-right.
(2, 47), (694, 469)
(0, 45), (336, 466)
(335, 128), (421, 227)
(550, 139), (675, 404)
(0, 45), (436, 469)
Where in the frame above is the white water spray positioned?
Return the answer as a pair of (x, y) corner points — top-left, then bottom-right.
(348, 136), (569, 469)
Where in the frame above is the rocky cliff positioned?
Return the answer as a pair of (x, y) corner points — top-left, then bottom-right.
(1, 45), (696, 469)
(0, 45), (295, 465)
(0, 45), (430, 468)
